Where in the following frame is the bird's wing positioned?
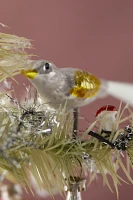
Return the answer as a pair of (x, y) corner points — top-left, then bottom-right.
(69, 70), (101, 98)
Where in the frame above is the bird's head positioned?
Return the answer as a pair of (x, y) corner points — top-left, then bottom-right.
(21, 60), (60, 96)
(21, 60), (57, 80)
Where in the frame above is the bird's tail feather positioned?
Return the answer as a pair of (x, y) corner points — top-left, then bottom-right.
(107, 81), (133, 106)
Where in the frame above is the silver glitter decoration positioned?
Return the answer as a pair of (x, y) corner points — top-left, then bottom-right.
(65, 177), (86, 200)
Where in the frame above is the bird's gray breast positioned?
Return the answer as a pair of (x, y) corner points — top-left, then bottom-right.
(33, 72), (72, 106)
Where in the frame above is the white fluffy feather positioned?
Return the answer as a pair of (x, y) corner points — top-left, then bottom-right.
(107, 81), (133, 106)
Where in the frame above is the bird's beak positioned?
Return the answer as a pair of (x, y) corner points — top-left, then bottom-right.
(21, 69), (38, 79)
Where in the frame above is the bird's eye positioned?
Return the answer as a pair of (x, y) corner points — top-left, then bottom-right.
(45, 63), (50, 70)
(42, 62), (52, 74)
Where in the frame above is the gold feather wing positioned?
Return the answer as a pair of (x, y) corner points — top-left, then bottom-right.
(69, 71), (101, 98)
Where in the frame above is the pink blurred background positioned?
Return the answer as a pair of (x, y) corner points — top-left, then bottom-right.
(0, 0), (133, 199)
